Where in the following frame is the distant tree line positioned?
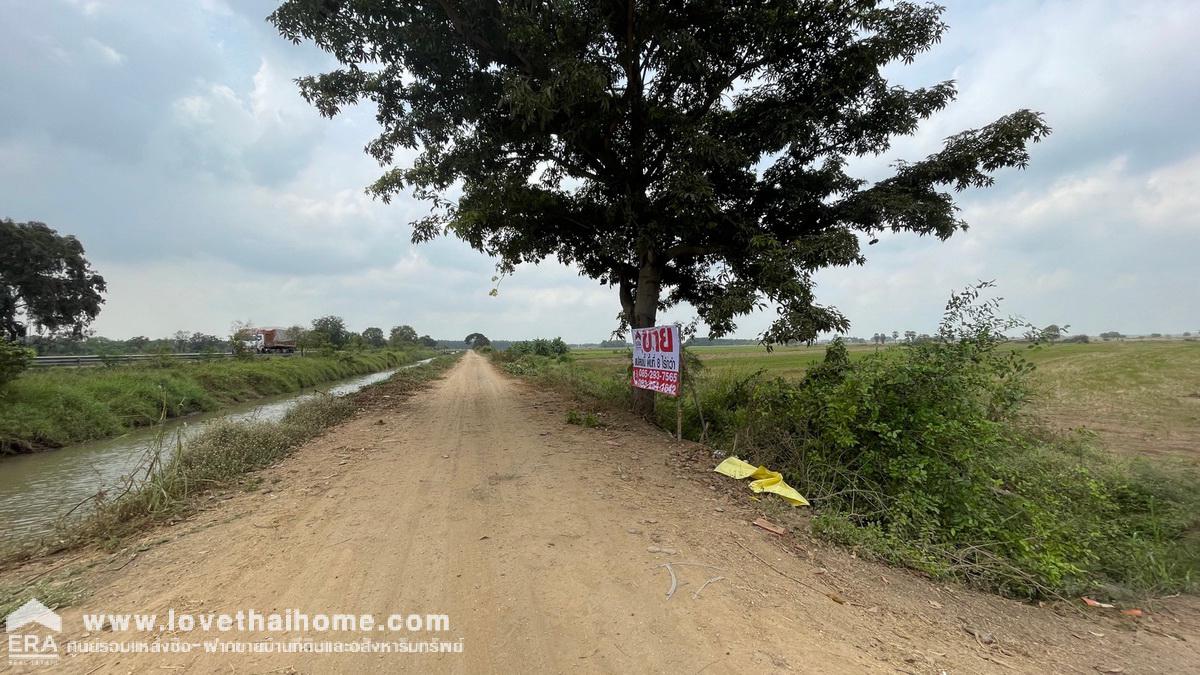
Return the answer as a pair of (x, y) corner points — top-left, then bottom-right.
(25, 318), (441, 357)
(234, 316), (441, 355)
(25, 332), (230, 356)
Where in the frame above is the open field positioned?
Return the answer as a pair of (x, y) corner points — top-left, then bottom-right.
(1026, 341), (1200, 458)
(574, 340), (1200, 461)
(0, 348), (435, 454)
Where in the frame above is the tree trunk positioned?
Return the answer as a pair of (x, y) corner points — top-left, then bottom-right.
(629, 260), (661, 419)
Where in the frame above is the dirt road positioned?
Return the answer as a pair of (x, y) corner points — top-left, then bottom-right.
(19, 351), (1198, 673)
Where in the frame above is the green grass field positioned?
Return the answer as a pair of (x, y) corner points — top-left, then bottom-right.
(574, 340), (1200, 461)
(574, 342), (873, 378)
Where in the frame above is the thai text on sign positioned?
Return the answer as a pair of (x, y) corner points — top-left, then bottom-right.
(631, 325), (681, 397)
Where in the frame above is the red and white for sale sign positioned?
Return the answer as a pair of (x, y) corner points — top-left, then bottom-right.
(631, 325), (681, 397)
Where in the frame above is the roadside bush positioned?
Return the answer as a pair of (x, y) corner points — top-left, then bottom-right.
(509, 337), (570, 357)
(0, 340), (33, 389)
(490, 349), (632, 405)
(502, 355), (546, 376)
(499, 286), (1200, 599)
(726, 285), (1199, 598)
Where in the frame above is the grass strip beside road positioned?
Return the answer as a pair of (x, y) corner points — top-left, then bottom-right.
(0, 347), (436, 454)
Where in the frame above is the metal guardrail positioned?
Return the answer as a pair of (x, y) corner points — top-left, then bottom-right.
(30, 352), (290, 368)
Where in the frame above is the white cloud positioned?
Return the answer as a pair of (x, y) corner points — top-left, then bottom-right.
(67, 0), (105, 17)
(801, 150), (1200, 338)
(84, 37), (124, 64)
(1135, 155), (1200, 232)
(967, 153), (1200, 239)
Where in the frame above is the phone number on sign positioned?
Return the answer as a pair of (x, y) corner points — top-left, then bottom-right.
(632, 367), (679, 396)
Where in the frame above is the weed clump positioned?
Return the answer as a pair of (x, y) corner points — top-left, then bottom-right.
(566, 409), (602, 428)
(71, 394), (357, 543)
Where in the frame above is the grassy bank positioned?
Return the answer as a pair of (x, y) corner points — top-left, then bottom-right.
(0, 348), (435, 454)
(6, 354), (459, 561)
(0, 355), (458, 615)
(496, 312), (1199, 600)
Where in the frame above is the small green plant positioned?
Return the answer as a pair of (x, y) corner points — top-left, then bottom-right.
(566, 409), (601, 428)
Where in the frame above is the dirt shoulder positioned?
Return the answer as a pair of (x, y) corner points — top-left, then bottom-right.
(5, 351), (1197, 673)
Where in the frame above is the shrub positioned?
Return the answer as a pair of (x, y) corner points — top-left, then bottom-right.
(720, 285), (1199, 598)
(0, 340), (33, 388)
(508, 338), (569, 357)
(498, 286), (1200, 599)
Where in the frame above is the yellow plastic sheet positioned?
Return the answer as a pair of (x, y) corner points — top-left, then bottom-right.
(713, 457), (809, 506)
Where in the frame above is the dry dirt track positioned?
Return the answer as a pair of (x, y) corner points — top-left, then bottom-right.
(21, 351), (1200, 673)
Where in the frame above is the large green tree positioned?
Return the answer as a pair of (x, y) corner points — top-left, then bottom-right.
(272, 0), (1049, 414)
(362, 326), (387, 348)
(0, 219), (106, 340)
(389, 324), (419, 346)
(311, 315), (350, 348)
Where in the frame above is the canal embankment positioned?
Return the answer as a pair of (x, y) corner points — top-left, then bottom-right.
(0, 348), (435, 454)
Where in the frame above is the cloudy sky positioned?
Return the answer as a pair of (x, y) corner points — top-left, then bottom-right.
(1, 1), (1197, 342)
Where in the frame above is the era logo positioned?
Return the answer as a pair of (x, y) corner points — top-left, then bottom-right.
(6, 599), (61, 665)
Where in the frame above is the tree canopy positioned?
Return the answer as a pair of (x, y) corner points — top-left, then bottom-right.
(464, 332), (491, 348)
(272, 0), (1049, 412)
(0, 219), (106, 341)
(362, 326), (387, 348)
(310, 315), (350, 348)
(389, 324), (419, 346)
